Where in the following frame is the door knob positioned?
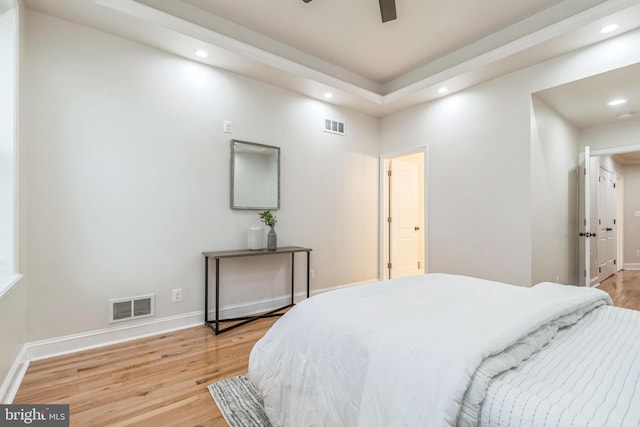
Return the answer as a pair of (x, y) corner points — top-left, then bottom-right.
(414, 226), (420, 231)
(606, 228), (613, 231)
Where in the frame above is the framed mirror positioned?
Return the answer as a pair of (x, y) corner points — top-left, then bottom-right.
(230, 140), (280, 210)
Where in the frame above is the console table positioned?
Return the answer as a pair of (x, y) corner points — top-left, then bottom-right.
(202, 246), (312, 334)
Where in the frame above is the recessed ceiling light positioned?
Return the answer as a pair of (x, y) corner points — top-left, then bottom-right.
(600, 24), (619, 34)
(438, 86), (449, 94)
(608, 98), (628, 106)
(194, 49), (208, 58)
(323, 92), (333, 99)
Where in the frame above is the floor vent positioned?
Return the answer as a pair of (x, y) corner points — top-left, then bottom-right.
(324, 118), (345, 136)
(109, 294), (155, 323)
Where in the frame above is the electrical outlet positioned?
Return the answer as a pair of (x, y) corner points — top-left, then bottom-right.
(555, 275), (560, 283)
(637, 250), (640, 257)
(171, 288), (183, 303)
(310, 269), (315, 280)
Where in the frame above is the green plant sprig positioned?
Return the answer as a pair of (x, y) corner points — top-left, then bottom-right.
(259, 210), (277, 227)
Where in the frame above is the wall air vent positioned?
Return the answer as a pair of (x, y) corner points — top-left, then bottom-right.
(109, 294), (155, 323)
(324, 118), (345, 136)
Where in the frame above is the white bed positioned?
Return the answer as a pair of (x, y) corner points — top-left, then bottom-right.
(248, 274), (640, 426)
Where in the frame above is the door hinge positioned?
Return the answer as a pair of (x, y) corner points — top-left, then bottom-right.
(599, 219), (602, 225)
(614, 259), (617, 265)
(387, 262), (392, 269)
(599, 267), (602, 273)
(614, 219), (617, 225)
(388, 170), (392, 177)
(584, 270), (587, 277)
(418, 261), (421, 269)
(614, 183), (616, 188)
(388, 216), (392, 223)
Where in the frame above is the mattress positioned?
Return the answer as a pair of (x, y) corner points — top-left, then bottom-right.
(480, 305), (640, 426)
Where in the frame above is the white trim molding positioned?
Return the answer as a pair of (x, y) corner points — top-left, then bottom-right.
(0, 345), (29, 404)
(1, 280), (373, 398)
(623, 263), (640, 270)
(25, 280), (373, 362)
(207, 281), (375, 321)
(0, 273), (23, 301)
(27, 311), (203, 361)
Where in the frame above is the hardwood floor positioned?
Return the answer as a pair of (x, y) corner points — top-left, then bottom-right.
(598, 269), (640, 310)
(13, 317), (279, 427)
(13, 271), (640, 426)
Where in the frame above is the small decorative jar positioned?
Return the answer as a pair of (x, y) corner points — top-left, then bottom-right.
(247, 227), (263, 250)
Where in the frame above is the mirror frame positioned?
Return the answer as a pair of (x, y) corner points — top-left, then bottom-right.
(230, 139), (280, 210)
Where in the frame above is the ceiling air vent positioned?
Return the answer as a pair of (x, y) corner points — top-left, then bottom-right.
(109, 294), (155, 323)
(324, 118), (345, 136)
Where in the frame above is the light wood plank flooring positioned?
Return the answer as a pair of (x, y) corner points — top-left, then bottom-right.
(13, 271), (640, 426)
(14, 318), (279, 427)
(598, 269), (640, 310)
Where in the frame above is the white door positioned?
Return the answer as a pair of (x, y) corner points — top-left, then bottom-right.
(597, 167), (617, 281)
(578, 147), (599, 286)
(388, 154), (424, 279)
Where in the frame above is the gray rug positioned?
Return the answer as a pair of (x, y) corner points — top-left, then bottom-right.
(208, 374), (272, 427)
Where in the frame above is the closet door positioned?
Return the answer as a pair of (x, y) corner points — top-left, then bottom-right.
(597, 166), (617, 281)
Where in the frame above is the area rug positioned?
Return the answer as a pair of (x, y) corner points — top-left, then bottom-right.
(208, 374), (272, 427)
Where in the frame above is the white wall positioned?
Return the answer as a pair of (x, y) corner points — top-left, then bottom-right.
(530, 96), (579, 285)
(24, 10), (380, 342)
(581, 119), (640, 153)
(380, 27), (640, 287)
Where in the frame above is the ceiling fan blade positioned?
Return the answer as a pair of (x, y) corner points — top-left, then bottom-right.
(379, 0), (397, 22)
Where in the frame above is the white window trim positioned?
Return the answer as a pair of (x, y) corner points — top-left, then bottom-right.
(0, 274), (22, 300)
(0, 1), (20, 296)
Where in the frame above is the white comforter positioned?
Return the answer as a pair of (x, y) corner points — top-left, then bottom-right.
(248, 274), (611, 427)
(480, 305), (640, 426)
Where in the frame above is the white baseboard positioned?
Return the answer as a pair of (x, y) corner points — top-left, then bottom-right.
(213, 294), (297, 319)
(0, 345), (29, 404)
(311, 279), (374, 295)
(27, 311), (204, 361)
(26, 280), (375, 362)
(623, 263), (640, 270)
(0, 280), (373, 401)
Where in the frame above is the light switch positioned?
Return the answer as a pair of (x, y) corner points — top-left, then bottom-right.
(635, 211), (640, 217)
(223, 120), (232, 134)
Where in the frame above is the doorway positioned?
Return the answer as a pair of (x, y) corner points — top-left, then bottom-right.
(579, 145), (640, 286)
(380, 148), (426, 280)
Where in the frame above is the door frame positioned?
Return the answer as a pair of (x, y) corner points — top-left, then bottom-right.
(379, 145), (429, 280)
(617, 174), (624, 271)
(582, 143), (640, 282)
